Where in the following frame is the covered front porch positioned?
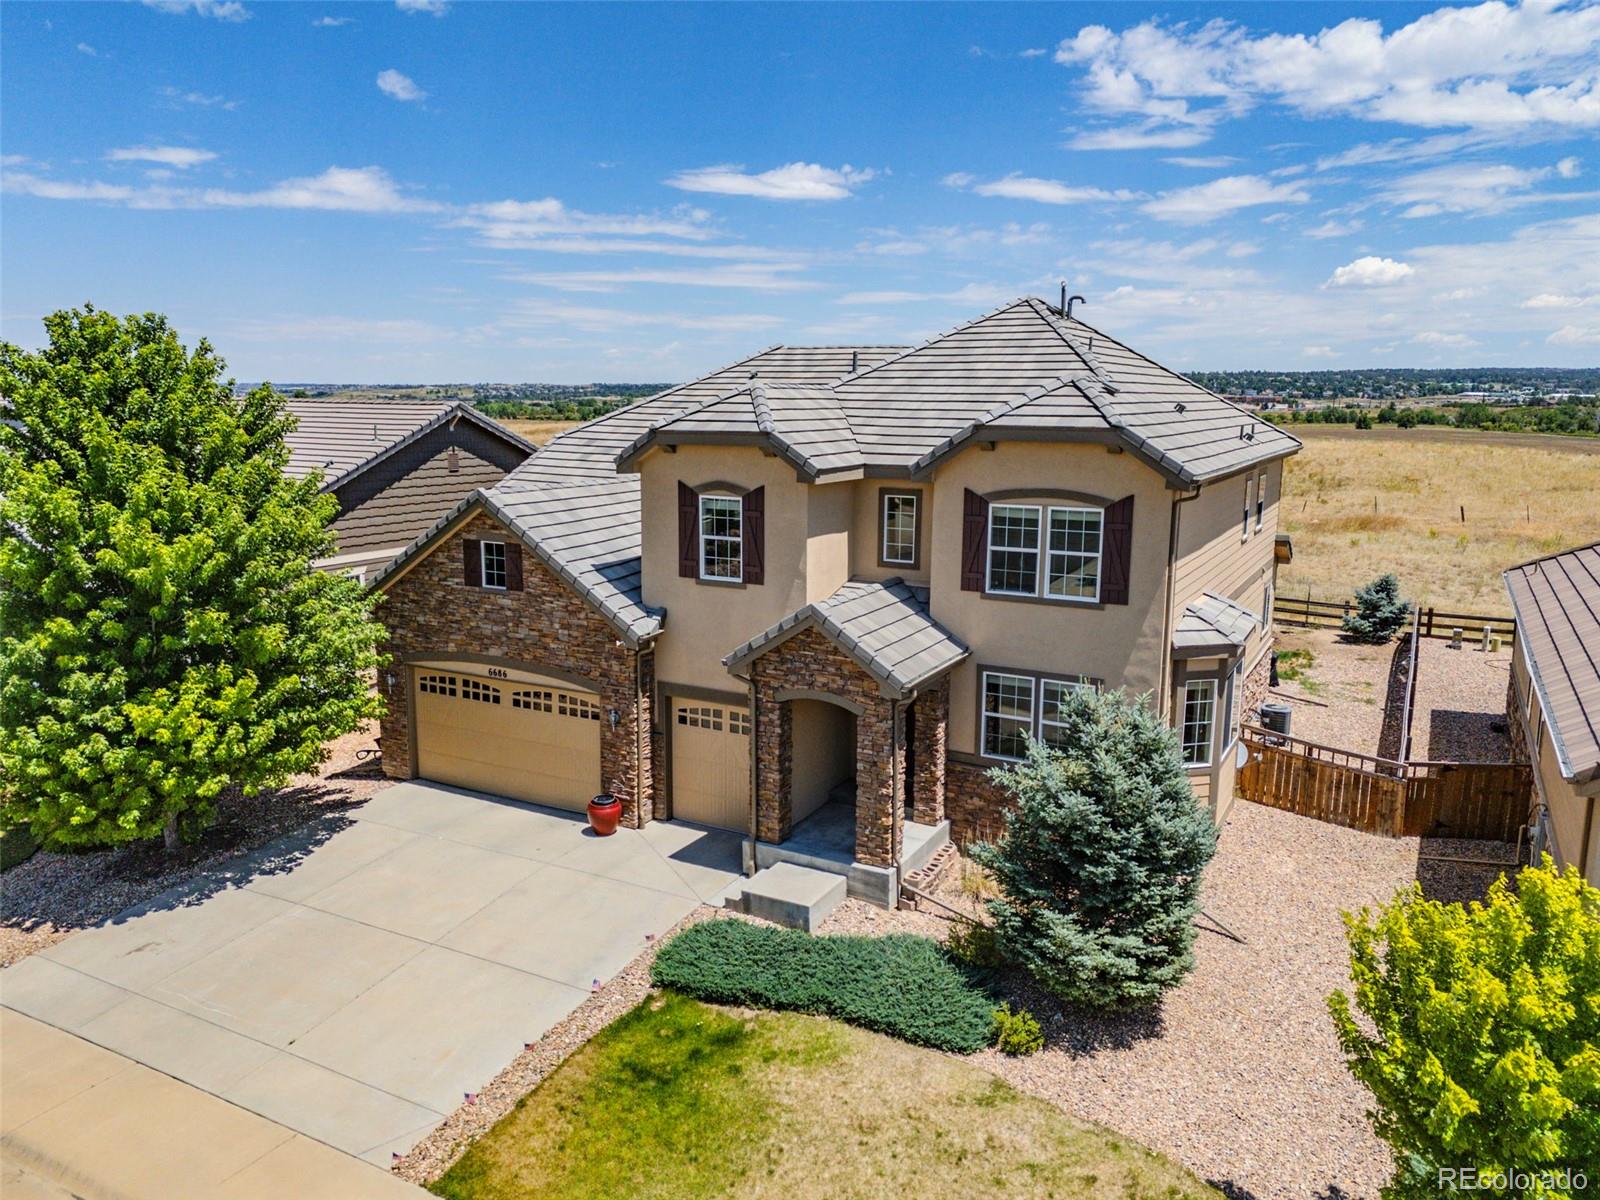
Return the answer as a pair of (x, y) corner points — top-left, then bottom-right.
(722, 578), (967, 908)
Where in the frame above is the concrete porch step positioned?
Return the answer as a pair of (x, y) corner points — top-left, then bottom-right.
(724, 863), (846, 932)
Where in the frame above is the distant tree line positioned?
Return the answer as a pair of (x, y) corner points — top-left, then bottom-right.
(1263, 399), (1600, 436)
(1191, 366), (1600, 401)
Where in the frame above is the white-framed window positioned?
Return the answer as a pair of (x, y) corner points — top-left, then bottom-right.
(698, 495), (742, 582)
(881, 492), (919, 566)
(1242, 476), (1254, 541)
(1182, 679), (1217, 766)
(982, 672), (1034, 761)
(1262, 581), (1273, 626)
(481, 540), (508, 590)
(1227, 661), (1243, 745)
(1255, 470), (1267, 531)
(987, 505), (1040, 595)
(1039, 676), (1095, 751)
(987, 503), (1104, 602)
(1045, 507), (1103, 601)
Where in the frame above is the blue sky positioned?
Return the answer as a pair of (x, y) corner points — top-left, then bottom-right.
(3, 1), (1598, 382)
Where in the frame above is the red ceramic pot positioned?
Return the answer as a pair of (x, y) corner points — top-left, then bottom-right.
(587, 794), (622, 837)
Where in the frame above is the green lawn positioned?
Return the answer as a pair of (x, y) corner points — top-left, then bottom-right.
(431, 992), (1219, 1200)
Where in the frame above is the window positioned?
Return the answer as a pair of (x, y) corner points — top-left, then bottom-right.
(1242, 477), (1254, 541)
(512, 688), (554, 712)
(1255, 470), (1267, 530)
(481, 541), (508, 590)
(728, 709), (751, 736)
(699, 495), (742, 582)
(1262, 581), (1273, 626)
(1181, 679), (1217, 766)
(1039, 677), (1095, 750)
(559, 692), (600, 720)
(462, 679), (501, 705)
(418, 673), (456, 697)
(982, 672), (1034, 760)
(676, 704), (724, 731)
(881, 492), (919, 566)
(987, 505), (1040, 595)
(1046, 508), (1102, 601)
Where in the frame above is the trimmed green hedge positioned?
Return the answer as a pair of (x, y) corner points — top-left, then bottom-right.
(651, 920), (994, 1053)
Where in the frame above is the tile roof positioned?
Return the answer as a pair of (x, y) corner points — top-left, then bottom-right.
(283, 399), (534, 489)
(617, 297), (1300, 487)
(1173, 591), (1262, 656)
(722, 578), (969, 697)
(1504, 540), (1600, 785)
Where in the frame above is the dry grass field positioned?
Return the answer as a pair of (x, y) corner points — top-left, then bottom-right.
(1278, 426), (1600, 613)
(505, 418), (583, 445)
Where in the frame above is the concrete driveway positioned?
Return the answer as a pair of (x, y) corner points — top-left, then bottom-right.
(0, 782), (742, 1167)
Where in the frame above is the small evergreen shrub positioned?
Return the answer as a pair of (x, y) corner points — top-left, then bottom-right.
(1341, 573), (1410, 644)
(970, 688), (1218, 1009)
(651, 920), (995, 1053)
(990, 1004), (1044, 1056)
(946, 920), (1004, 969)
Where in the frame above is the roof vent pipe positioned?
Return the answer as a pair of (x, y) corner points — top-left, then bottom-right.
(850, 350), (859, 373)
(1067, 294), (1086, 320)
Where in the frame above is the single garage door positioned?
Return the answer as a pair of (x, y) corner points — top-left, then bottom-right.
(671, 699), (750, 830)
(414, 669), (601, 810)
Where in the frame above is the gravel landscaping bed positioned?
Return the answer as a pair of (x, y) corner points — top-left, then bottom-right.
(1269, 628), (1393, 754)
(835, 800), (1513, 1200)
(0, 723), (390, 967)
(1410, 637), (1514, 762)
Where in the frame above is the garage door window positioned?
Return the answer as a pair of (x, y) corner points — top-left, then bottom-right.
(512, 688), (554, 712)
(559, 693), (601, 720)
(462, 679), (501, 704)
(677, 705), (723, 731)
(728, 709), (751, 736)
(419, 673), (457, 697)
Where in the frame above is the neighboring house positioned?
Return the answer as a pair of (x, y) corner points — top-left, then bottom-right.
(371, 298), (1300, 905)
(284, 399), (534, 581)
(1504, 541), (1600, 882)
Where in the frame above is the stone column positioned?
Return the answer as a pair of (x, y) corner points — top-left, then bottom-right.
(909, 677), (948, 825)
(755, 690), (792, 844)
(854, 694), (904, 868)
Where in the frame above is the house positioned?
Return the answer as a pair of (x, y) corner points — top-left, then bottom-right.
(283, 399), (534, 582)
(1504, 541), (1600, 882)
(370, 298), (1300, 906)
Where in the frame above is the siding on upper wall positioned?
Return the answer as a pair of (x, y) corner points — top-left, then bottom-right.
(1514, 639), (1599, 882)
(330, 422), (530, 556)
(1172, 458), (1282, 667)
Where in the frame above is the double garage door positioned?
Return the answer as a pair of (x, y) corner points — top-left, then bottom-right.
(414, 669), (600, 811)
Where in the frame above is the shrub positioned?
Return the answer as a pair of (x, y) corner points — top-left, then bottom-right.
(969, 689), (1217, 1009)
(651, 919), (995, 1053)
(1341, 573), (1410, 644)
(990, 1004), (1044, 1056)
(946, 920), (1003, 969)
(1329, 860), (1600, 1199)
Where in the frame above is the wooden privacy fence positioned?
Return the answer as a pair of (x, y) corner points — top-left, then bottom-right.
(1238, 726), (1532, 842)
(1274, 594), (1516, 644)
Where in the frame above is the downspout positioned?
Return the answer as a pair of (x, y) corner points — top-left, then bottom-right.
(1160, 486), (1203, 719)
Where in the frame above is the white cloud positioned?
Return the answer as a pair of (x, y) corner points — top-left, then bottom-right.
(837, 282), (1017, 307)
(1020, 48), (1048, 59)
(1303, 345), (1337, 358)
(159, 86), (239, 110)
(225, 315), (448, 344)
(1522, 293), (1588, 309)
(1052, 1), (1600, 147)
(1411, 331), (1477, 347)
(106, 145), (217, 169)
(1548, 324), (1600, 345)
(1305, 218), (1363, 239)
(490, 299), (782, 336)
(377, 69), (426, 102)
(200, 165), (440, 212)
(941, 172), (976, 189)
(1382, 160), (1594, 217)
(1068, 123), (1216, 150)
(75, 42), (97, 56)
(1164, 155), (1237, 168)
(2, 173), (136, 203)
(1141, 174), (1308, 223)
(951, 172), (1139, 205)
(313, 15), (353, 26)
(504, 264), (814, 293)
(1326, 256), (1415, 287)
(664, 162), (877, 201)
(1556, 156), (1582, 178)
(395, 0), (448, 12)
(457, 197), (717, 246)
(141, 0), (250, 20)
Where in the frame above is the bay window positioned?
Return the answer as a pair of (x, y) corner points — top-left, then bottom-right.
(1181, 679), (1217, 766)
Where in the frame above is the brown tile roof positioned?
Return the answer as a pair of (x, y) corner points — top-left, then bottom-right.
(283, 399), (533, 489)
(1504, 540), (1600, 784)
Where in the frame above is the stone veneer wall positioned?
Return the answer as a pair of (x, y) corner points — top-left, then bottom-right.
(909, 678), (948, 826)
(1241, 645), (1273, 732)
(750, 626), (903, 867)
(377, 512), (652, 827)
(1505, 674), (1530, 763)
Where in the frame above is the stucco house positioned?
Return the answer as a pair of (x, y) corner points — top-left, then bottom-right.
(284, 398), (534, 582)
(370, 298), (1300, 906)
(1504, 540), (1600, 882)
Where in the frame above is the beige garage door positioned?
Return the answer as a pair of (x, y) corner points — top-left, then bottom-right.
(414, 670), (601, 810)
(671, 699), (751, 831)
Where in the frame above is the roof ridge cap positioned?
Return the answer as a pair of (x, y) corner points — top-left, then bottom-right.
(1029, 298), (1118, 389)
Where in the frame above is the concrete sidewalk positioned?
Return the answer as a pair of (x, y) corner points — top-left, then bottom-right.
(0, 1009), (424, 1199)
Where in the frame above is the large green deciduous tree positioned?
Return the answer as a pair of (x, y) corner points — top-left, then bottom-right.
(1329, 861), (1600, 1199)
(970, 688), (1218, 1009)
(0, 307), (385, 850)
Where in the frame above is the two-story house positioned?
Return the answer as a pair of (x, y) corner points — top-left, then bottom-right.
(371, 298), (1300, 905)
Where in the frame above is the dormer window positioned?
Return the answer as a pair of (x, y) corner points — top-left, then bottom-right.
(880, 490), (920, 568)
(699, 495), (743, 582)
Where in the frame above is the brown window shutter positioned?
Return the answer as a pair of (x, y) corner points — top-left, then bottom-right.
(678, 482), (697, 578)
(463, 537), (482, 588)
(960, 489), (988, 591)
(505, 542), (524, 591)
(1100, 494), (1134, 605)
(742, 486), (765, 586)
